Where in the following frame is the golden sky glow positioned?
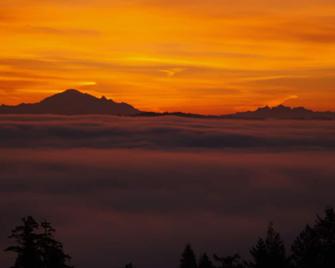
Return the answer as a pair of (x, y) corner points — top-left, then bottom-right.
(1, 0), (335, 114)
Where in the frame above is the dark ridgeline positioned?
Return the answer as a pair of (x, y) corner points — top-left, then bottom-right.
(222, 105), (335, 120)
(0, 89), (140, 115)
(1, 89), (335, 119)
(4, 208), (335, 268)
(139, 106), (335, 120)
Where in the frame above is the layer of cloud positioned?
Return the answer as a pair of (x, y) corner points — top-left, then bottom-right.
(1, 148), (335, 268)
(0, 116), (335, 268)
(0, 115), (335, 149)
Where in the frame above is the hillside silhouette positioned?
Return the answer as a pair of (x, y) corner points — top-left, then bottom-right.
(0, 89), (140, 115)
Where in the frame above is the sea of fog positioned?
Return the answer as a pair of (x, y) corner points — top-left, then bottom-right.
(0, 115), (335, 268)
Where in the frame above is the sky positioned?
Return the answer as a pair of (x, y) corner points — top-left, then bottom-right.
(1, 0), (335, 114)
(1, 115), (335, 268)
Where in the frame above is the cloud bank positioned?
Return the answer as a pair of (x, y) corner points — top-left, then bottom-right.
(0, 115), (335, 149)
(0, 116), (335, 268)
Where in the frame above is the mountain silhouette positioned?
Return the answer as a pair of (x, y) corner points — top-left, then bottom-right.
(139, 105), (335, 120)
(222, 105), (335, 119)
(0, 89), (140, 115)
(0, 90), (333, 119)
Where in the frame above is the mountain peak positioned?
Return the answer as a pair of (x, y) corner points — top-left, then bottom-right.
(258, 104), (290, 110)
(275, 104), (289, 109)
(257, 105), (271, 112)
(62, 89), (83, 95)
(225, 104), (333, 119)
(0, 89), (140, 115)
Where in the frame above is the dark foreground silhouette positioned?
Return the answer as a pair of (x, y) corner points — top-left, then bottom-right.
(5, 217), (73, 268)
(5, 208), (335, 268)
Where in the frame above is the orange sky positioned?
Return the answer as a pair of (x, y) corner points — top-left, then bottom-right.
(1, 0), (335, 114)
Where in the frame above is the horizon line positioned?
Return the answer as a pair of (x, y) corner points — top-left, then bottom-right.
(1, 88), (335, 116)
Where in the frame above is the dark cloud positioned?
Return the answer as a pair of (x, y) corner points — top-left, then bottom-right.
(0, 116), (334, 268)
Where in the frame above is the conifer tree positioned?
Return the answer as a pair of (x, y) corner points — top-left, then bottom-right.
(39, 220), (72, 268)
(291, 208), (335, 268)
(199, 253), (214, 268)
(124, 262), (134, 268)
(248, 222), (288, 268)
(180, 244), (197, 268)
(214, 253), (245, 268)
(5, 216), (73, 268)
(5, 216), (42, 268)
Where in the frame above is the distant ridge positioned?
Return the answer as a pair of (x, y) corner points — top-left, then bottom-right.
(139, 105), (335, 120)
(0, 89), (140, 115)
(0, 90), (334, 119)
(222, 105), (335, 120)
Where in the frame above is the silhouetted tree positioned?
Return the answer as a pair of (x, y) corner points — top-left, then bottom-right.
(180, 244), (197, 268)
(291, 224), (319, 268)
(39, 220), (72, 268)
(5, 216), (42, 268)
(5, 216), (73, 268)
(291, 208), (335, 268)
(214, 254), (245, 268)
(124, 262), (134, 268)
(248, 222), (288, 268)
(199, 253), (214, 268)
